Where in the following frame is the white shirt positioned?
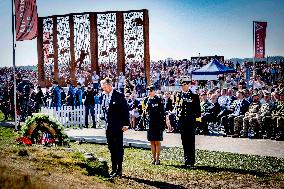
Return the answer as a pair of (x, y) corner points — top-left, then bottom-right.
(92, 74), (100, 83)
(103, 89), (113, 129)
(218, 95), (228, 107)
(103, 89), (113, 111)
(118, 75), (125, 88)
(78, 77), (85, 85)
(190, 85), (197, 94)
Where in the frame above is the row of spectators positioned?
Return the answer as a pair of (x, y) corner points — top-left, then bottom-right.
(0, 59), (283, 138)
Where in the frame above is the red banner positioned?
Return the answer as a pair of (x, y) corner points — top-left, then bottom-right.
(254, 21), (267, 59)
(15, 0), (38, 41)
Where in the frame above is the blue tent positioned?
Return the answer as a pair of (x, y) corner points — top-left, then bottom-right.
(192, 59), (236, 75)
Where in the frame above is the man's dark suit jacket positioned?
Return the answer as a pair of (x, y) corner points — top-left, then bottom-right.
(234, 99), (250, 116)
(106, 90), (130, 133)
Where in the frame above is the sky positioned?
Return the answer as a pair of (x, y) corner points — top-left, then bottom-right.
(0, 0), (284, 67)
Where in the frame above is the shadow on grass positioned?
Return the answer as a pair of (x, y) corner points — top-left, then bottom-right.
(167, 164), (277, 177)
(123, 176), (187, 189)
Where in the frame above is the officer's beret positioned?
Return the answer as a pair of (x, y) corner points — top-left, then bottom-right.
(252, 93), (258, 97)
(147, 85), (156, 91)
(179, 77), (191, 85)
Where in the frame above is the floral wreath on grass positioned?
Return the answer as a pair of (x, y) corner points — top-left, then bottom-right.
(17, 113), (70, 146)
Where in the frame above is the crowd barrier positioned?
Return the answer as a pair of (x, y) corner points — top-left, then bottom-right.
(40, 104), (105, 128)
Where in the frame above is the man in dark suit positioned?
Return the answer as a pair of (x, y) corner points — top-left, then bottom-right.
(175, 78), (201, 167)
(83, 85), (96, 128)
(221, 90), (250, 136)
(201, 93), (221, 135)
(100, 77), (129, 179)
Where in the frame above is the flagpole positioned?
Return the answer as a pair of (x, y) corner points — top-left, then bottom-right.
(252, 21), (255, 90)
(11, 0), (17, 130)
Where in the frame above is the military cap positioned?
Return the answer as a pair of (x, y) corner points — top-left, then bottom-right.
(179, 77), (191, 85)
(147, 85), (156, 91)
(252, 93), (258, 97)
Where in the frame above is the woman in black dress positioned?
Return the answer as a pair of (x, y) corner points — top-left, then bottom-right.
(142, 85), (165, 165)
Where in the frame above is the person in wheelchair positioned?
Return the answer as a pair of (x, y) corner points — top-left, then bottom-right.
(200, 94), (221, 135)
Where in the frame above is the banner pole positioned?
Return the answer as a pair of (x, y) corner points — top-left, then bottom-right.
(252, 21), (255, 89)
(11, 0), (18, 130)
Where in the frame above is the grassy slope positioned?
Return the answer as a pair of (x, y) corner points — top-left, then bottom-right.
(0, 127), (284, 189)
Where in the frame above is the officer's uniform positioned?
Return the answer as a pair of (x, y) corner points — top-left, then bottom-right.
(257, 97), (274, 138)
(175, 78), (201, 166)
(200, 99), (211, 115)
(271, 90), (284, 140)
(142, 88), (165, 141)
(241, 94), (261, 137)
(198, 97), (211, 134)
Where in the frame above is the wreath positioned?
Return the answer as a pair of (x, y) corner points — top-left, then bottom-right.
(18, 113), (70, 146)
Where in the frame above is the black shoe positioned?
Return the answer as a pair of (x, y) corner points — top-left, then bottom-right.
(232, 134), (239, 138)
(185, 160), (194, 166)
(109, 171), (122, 179)
(184, 163), (195, 169)
(109, 170), (116, 177)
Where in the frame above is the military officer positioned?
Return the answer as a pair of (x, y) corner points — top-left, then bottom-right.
(175, 78), (201, 167)
(239, 93), (261, 138)
(271, 89), (284, 140)
(142, 85), (165, 165)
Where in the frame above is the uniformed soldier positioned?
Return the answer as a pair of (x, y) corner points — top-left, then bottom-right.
(197, 92), (211, 134)
(175, 78), (201, 167)
(142, 85), (165, 165)
(239, 93), (261, 138)
(200, 92), (211, 114)
(257, 91), (274, 139)
(271, 89), (284, 140)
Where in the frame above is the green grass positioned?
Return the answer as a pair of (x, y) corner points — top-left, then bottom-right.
(0, 112), (4, 122)
(71, 142), (284, 188)
(1, 127), (284, 188)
